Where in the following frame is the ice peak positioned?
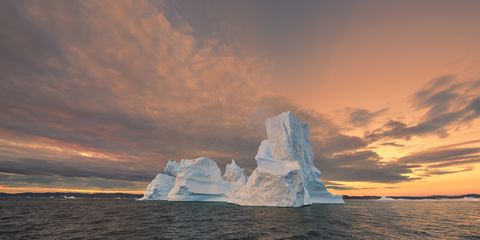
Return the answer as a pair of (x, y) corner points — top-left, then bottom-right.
(163, 160), (179, 177)
(223, 159), (248, 186)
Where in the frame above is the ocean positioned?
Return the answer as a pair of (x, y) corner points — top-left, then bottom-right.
(1, 198), (479, 239)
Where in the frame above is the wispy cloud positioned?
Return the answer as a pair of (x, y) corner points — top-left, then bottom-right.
(366, 76), (480, 141)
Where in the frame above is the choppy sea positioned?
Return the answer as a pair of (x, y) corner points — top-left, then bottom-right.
(1, 198), (479, 239)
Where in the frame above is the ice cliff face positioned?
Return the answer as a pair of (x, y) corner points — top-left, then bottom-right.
(140, 111), (343, 206)
(139, 160), (179, 200)
(227, 169), (309, 207)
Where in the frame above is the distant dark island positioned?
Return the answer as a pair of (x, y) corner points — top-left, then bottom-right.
(1, 192), (478, 200)
(0, 192), (142, 199)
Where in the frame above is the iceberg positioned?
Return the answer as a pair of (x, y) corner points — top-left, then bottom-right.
(228, 111), (342, 207)
(377, 196), (397, 201)
(139, 111), (343, 207)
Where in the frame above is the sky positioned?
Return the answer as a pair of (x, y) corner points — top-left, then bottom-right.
(1, 0), (479, 196)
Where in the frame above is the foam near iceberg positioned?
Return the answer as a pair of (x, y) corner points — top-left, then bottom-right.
(140, 111), (343, 207)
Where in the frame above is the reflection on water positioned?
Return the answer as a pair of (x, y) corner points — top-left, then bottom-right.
(1, 199), (479, 239)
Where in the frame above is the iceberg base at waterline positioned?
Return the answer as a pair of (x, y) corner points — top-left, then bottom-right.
(227, 169), (311, 207)
(139, 111), (343, 207)
(309, 191), (344, 204)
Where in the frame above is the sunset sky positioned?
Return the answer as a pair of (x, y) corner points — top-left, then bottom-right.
(1, 0), (479, 196)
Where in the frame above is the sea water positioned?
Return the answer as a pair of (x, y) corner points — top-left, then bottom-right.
(1, 198), (479, 239)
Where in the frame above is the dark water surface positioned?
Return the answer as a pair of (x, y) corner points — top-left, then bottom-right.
(1, 198), (479, 239)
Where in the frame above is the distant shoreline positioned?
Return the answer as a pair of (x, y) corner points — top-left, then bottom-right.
(343, 194), (479, 200)
(1, 192), (478, 200)
(0, 192), (142, 199)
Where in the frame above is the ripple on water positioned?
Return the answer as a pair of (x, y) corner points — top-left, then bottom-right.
(0, 199), (479, 239)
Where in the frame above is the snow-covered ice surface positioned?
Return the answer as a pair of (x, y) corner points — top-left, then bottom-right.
(139, 111), (343, 207)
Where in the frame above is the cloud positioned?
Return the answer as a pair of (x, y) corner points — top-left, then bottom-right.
(0, 1), (478, 191)
(380, 142), (405, 147)
(366, 76), (480, 141)
(314, 150), (417, 183)
(399, 147), (480, 164)
(397, 141), (480, 174)
(0, 157), (154, 182)
(0, 0), (271, 189)
(347, 108), (387, 127)
(395, 141), (480, 176)
(0, 173), (144, 190)
(420, 166), (474, 177)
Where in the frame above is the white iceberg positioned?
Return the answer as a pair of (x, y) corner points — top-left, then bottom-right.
(377, 196), (397, 201)
(228, 111), (342, 207)
(139, 111), (343, 207)
(167, 157), (234, 202)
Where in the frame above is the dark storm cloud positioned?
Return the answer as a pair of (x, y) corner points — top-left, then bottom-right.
(366, 76), (480, 141)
